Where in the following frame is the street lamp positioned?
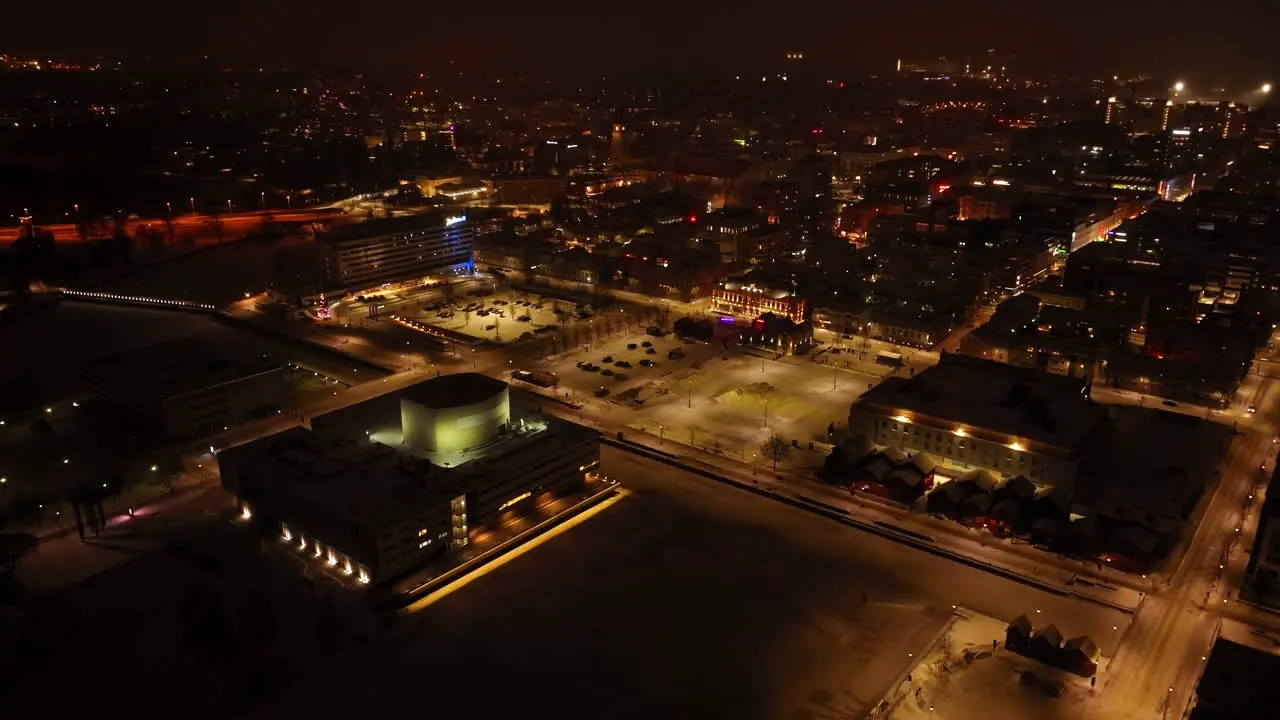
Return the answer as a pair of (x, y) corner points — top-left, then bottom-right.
(1174, 81), (1185, 94)
(1264, 83), (1273, 94)
(189, 197), (196, 214)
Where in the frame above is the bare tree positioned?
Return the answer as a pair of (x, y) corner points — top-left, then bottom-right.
(760, 435), (790, 471)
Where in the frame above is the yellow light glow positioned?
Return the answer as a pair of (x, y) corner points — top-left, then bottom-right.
(240, 505), (252, 520)
(953, 428), (967, 437)
(894, 415), (911, 424)
(498, 491), (532, 512)
(404, 491), (628, 613)
(1008, 442), (1024, 452)
(358, 568), (371, 584)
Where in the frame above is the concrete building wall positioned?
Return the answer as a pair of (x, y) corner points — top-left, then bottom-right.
(400, 388), (510, 454)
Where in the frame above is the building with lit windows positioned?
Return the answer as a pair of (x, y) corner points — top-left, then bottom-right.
(848, 354), (1110, 494)
(712, 279), (806, 323)
(216, 373), (599, 586)
(315, 211), (474, 295)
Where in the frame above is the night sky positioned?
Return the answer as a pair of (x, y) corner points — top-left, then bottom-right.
(7, 0), (1279, 83)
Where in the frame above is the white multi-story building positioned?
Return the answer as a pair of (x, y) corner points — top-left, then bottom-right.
(317, 211), (474, 294)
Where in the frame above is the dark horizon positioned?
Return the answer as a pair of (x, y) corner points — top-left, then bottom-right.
(5, 0), (1279, 84)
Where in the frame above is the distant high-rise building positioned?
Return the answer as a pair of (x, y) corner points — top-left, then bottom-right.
(1105, 97), (1130, 127)
(1218, 102), (1246, 139)
(271, 211), (474, 306)
(316, 212), (473, 293)
(610, 122), (630, 166)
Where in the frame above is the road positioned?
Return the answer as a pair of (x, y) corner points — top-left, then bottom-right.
(1089, 373), (1280, 719)
(7, 209), (342, 246)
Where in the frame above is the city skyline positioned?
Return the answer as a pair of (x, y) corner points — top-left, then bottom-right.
(4, 0), (1280, 81)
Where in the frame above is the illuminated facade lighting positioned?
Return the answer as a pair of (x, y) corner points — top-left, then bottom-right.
(498, 491), (532, 512)
(894, 415), (911, 424)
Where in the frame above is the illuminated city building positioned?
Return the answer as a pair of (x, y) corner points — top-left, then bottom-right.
(848, 354), (1110, 493)
(712, 280), (806, 323)
(316, 211), (474, 295)
(217, 373), (600, 585)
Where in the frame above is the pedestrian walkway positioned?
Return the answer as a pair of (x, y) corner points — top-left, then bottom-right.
(12, 482), (232, 594)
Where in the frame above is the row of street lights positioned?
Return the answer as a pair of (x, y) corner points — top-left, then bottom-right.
(43, 191), (297, 225)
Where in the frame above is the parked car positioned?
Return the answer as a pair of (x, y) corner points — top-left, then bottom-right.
(601, 368), (614, 376)
(614, 360), (631, 368)
(602, 355), (613, 363)
(639, 359), (656, 367)
(627, 343), (638, 350)
(641, 341), (653, 347)
(594, 387), (610, 398)
(646, 347), (658, 355)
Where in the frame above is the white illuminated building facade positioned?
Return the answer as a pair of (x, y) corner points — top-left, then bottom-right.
(318, 211), (474, 294)
(217, 373), (599, 585)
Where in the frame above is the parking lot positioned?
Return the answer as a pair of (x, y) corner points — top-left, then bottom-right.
(393, 285), (657, 351)
(540, 331), (884, 468)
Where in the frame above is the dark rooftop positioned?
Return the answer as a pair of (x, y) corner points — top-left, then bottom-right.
(1190, 638), (1280, 719)
(318, 210), (460, 242)
(401, 372), (507, 410)
(85, 336), (281, 401)
(857, 353), (1108, 449)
